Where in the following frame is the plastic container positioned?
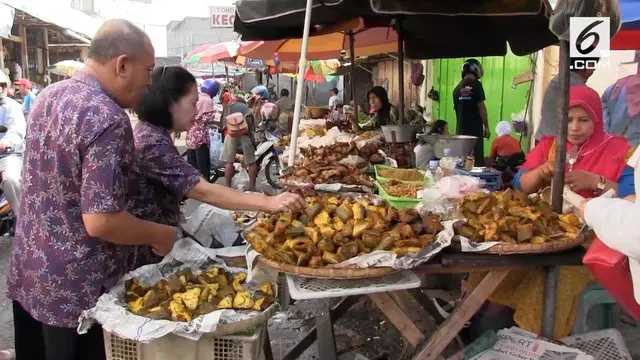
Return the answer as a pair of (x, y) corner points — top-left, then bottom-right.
(374, 164), (427, 184)
(104, 325), (266, 360)
(375, 180), (422, 209)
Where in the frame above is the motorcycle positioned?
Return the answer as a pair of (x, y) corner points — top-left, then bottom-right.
(208, 116), (282, 189)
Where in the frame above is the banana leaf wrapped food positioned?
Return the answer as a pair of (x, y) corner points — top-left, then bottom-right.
(245, 194), (444, 268)
(125, 266), (276, 322)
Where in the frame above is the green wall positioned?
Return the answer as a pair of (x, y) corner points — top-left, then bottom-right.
(432, 51), (535, 154)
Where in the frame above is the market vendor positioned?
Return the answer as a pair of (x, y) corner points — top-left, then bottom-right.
(352, 86), (399, 132)
(414, 120), (449, 170)
(466, 85), (635, 339)
(186, 79), (218, 181)
(131, 66), (304, 265)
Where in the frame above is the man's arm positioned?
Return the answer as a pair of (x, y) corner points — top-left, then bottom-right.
(1, 100), (26, 150)
(80, 119), (176, 255)
(475, 82), (489, 136)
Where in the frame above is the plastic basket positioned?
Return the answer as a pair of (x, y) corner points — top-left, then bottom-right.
(375, 180), (422, 209)
(562, 329), (632, 360)
(104, 324), (265, 360)
(374, 165), (428, 184)
(454, 168), (502, 192)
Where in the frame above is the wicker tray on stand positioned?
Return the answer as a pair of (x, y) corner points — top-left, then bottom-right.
(257, 256), (399, 279)
(450, 231), (591, 255)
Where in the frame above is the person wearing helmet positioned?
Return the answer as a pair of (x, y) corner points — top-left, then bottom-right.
(186, 79), (219, 180)
(453, 58), (490, 166)
(0, 70), (26, 217)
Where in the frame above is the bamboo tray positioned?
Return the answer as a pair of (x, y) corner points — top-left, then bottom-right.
(257, 256), (399, 279)
(450, 231), (591, 255)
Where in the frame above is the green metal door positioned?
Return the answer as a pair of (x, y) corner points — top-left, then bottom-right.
(432, 51), (535, 154)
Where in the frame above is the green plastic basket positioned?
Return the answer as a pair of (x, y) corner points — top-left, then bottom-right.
(374, 165), (428, 184)
(375, 180), (422, 209)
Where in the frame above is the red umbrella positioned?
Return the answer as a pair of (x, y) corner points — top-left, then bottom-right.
(183, 42), (239, 64)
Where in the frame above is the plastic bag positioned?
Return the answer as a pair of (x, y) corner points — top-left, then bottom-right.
(209, 128), (223, 166)
(436, 175), (484, 198)
(232, 166), (250, 191)
(550, 0), (620, 41)
(183, 203), (239, 248)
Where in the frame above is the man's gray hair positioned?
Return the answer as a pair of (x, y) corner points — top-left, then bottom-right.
(88, 19), (149, 63)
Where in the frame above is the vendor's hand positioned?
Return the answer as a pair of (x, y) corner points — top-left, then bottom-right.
(483, 127), (491, 139)
(536, 161), (554, 180)
(565, 170), (598, 192)
(264, 192), (306, 213)
(0, 143), (8, 152)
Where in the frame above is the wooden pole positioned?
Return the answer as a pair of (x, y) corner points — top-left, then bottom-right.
(396, 18), (405, 124)
(550, 40), (570, 213)
(349, 31), (358, 121)
(42, 28), (49, 67)
(18, 25), (27, 79)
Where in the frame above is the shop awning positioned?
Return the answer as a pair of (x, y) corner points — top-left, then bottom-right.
(1, 0), (102, 40)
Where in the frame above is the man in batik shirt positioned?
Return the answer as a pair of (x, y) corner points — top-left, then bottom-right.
(6, 20), (180, 360)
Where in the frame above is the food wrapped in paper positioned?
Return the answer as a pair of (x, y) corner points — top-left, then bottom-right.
(78, 240), (277, 342)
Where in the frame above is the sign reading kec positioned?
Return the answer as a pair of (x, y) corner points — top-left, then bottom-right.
(210, 6), (235, 28)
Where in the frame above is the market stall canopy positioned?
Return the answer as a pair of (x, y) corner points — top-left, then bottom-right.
(612, 0), (640, 50)
(238, 18), (397, 61)
(183, 42), (239, 64)
(47, 60), (84, 77)
(273, 59), (341, 82)
(233, 0), (557, 58)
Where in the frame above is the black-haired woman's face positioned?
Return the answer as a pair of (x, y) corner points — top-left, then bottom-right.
(170, 83), (198, 132)
(369, 93), (382, 112)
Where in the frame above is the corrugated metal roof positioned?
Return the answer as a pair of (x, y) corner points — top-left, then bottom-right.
(1, 0), (103, 39)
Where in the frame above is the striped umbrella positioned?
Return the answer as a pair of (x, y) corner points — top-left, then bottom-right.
(271, 60), (340, 82)
(183, 42), (239, 64)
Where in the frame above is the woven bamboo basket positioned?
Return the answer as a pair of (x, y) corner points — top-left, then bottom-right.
(257, 256), (398, 279)
(450, 231), (592, 255)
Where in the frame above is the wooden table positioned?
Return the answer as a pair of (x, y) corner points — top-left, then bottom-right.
(262, 248), (586, 360)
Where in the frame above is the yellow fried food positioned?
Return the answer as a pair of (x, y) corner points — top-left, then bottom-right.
(217, 295), (233, 309)
(128, 296), (145, 313)
(259, 282), (274, 297)
(173, 287), (201, 311)
(233, 291), (254, 309)
(169, 300), (191, 322)
(253, 298), (268, 311)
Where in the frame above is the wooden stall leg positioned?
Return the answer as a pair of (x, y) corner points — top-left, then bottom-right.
(316, 310), (338, 360)
(369, 292), (425, 347)
(412, 270), (510, 360)
(281, 296), (361, 360)
(542, 266), (559, 339)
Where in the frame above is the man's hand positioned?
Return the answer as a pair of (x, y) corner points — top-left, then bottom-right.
(264, 192), (306, 214)
(483, 126), (491, 139)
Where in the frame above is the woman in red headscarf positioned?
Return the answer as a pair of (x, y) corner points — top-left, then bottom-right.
(466, 85), (635, 339)
(515, 85), (634, 198)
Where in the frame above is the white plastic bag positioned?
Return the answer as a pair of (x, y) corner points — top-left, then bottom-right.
(183, 203), (239, 248)
(436, 175), (484, 198)
(209, 128), (223, 166)
(232, 166), (250, 191)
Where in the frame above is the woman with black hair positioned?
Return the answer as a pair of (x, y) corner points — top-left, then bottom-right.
(352, 86), (399, 131)
(131, 66), (304, 264)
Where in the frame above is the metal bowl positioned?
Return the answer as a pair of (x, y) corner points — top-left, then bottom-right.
(416, 134), (478, 158)
(381, 125), (425, 143)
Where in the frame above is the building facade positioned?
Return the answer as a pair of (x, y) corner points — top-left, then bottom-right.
(166, 17), (237, 58)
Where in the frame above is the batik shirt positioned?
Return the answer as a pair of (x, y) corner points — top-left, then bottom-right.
(7, 71), (136, 328)
(130, 121), (201, 225)
(186, 93), (215, 150)
(130, 121), (202, 268)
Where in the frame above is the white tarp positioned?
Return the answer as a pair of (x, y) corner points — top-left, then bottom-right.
(0, 3), (14, 38)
